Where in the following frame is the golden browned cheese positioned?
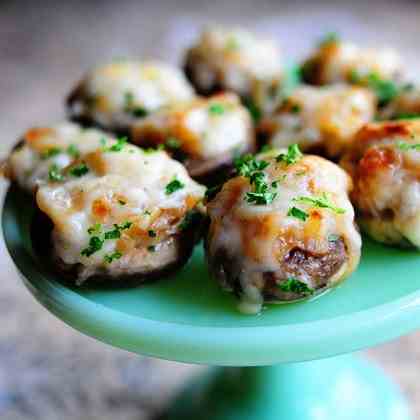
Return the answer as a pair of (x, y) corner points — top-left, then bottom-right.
(302, 40), (402, 85)
(67, 60), (195, 131)
(3, 122), (115, 193)
(25, 135), (206, 283)
(259, 85), (376, 159)
(340, 120), (420, 247)
(184, 26), (283, 101)
(206, 150), (361, 313)
(131, 93), (254, 177)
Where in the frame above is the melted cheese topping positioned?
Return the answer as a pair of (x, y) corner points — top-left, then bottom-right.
(131, 93), (253, 160)
(185, 26), (283, 97)
(304, 41), (402, 85)
(4, 122), (114, 193)
(69, 60), (195, 130)
(340, 120), (420, 248)
(207, 151), (361, 312)
(35, 143), (205, 282)
(260, 85), (375, 158)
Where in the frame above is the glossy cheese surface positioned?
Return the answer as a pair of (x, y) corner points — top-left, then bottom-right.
(207, 150), (361, 313)
(260, 85), (375, 158)
(35, 142), (205, 281)
(69, 60), (195, 130)
(131, 93), (253, 160)
(341, 120), (420, 248)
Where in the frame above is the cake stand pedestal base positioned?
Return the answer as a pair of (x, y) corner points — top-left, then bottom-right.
(166, 355), (411, 420)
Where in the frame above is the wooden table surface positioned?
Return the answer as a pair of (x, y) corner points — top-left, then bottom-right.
(1, 1), (420, 419)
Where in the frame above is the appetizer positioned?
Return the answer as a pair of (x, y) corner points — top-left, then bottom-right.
(130, 93), (255, 184)
(184, 26), (283, 107)
(301, 34), (402, 89)
(2, 122), (111, 193)
(205, 146), (361, 314)
(4, 123), (206, 284)
(67, 60), (195, 134)
(340, 120), (420, 248)
(258, 85), (376, 159)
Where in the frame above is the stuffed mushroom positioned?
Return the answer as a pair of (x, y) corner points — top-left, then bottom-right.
(184, 26), (283, 109)
(379, 84), (420, 120)
(258, 85), (376, 159)
(340, 120), (420, 248)
(67, 60), (195, 134)
(2, 122), (113, 193)
(130, 93), (255, 184)
(301, 35), (402, 88)
(205, 147), (361, 314)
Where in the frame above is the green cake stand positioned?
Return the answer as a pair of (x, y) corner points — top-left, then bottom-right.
(3, 185), (418, 419)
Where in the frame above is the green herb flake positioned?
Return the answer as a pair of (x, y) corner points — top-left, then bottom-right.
(104, 221), (132, 240)
(290, 104), (301, 114)
(48, 164), (65, 182)
(293, 193), (345, 214)
(244, 98), (262, 123)
(40, 147), (62, 160)
(287, 206), (309, 221)
(148, 230), (157, 238)
(397, 141), (420, 151)
(67, 144), (80, 159)
(276, 144), (303, 165)
(144, 209), (152, 215)
(69, 162), (89, 177)
(165, 177), (185, 195)
(104, 251), (122, 263)
(278, 278), (314, 295)
(118, 199), (126, 205)
(107, 137), (127, 152)
(148, 245), (156, 252)
(393, 113), (420, 121)
(166, 137), (181, 149)
(208, 103), (225, 116)
(87, 223), (102, 235)
(81, 236), (104, 257)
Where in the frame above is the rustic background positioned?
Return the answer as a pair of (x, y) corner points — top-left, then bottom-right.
(1, 1), (420, 419)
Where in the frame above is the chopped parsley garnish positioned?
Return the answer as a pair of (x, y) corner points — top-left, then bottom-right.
(48, 164), (65, 182)
(148, 230), (157, 238)
(260, 144), (273, 153)
(69, 162), (89, 177)
(349, 71), (399, 106)
(293, 193), (345, 214)
(118, 199), (126, 205)
(104, 251), (122, 263)
(103, 221), (132, 240)
(318, 32), (340, 47)
(392, 113), (420, 121)
(244, 98), (262, 123)
(67, 144), (80, 158)
(87, 223), (102, 235)
(81, 236), (104, 257)
(166, 137), (181, 149)
(106, 137), (127, 152)
(144, 210), (152, 215)
(234, 154), (277, 205)
(208, 103), (225, 115)
(278, 278), (314, 295)
(41, 147), (62, 160)
(148, 245), (156, 252)
(397, 141), (420, 151)
(276, 144), (303, 165)
(165, 177), (185, 195)
(290, 104), (301, 113)
(287, 206), (309, 221)
(124, 91), (148, 117)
